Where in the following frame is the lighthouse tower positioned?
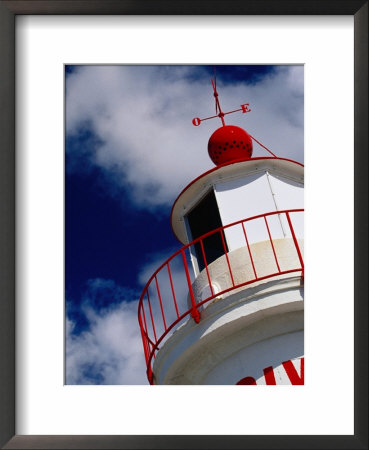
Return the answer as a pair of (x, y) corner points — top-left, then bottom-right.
(138, 76), (304, 385)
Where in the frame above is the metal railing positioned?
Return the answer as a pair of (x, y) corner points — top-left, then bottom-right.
(138, 209), (304, 384)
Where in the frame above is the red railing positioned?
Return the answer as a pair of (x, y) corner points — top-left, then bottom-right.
(138, 209), (304, 384)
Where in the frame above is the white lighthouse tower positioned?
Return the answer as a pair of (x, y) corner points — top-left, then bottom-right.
(138, 76), (304, 385)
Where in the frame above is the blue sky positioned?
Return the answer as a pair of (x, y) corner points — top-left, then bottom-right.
(65, 65), (304, 384)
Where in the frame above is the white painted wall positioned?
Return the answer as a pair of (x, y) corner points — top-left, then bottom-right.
(153, 275), (304, 385)
(203, 330), (304, 385)
(214, 171), (303, 251)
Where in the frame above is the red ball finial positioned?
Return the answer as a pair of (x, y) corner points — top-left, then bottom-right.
(208, 125), (253, 166)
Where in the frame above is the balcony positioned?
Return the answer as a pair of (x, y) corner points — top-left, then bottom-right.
(138, 209), (304, 384)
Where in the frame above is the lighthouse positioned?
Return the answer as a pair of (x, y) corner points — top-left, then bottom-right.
(138, 75), (304, 385)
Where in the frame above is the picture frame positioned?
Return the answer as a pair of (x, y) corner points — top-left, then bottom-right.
(0, 1), (367, 448)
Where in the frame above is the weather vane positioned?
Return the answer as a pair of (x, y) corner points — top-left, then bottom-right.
(192, 70), (251, 127)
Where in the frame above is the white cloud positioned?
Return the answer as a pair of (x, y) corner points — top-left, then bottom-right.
(66, 280), (148, 385)
(66, 65), (304, 209)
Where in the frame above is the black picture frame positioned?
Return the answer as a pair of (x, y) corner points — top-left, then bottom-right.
(0, 1), (367, 449)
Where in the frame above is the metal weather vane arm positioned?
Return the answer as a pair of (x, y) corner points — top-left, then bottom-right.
(192, 113), (219, 125)
(211, 78), (224, 125)
(192, 75), (251, 127)
(213, 68), (219, 113)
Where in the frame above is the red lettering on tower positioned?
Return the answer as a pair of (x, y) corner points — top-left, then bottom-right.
(282, 358), (304, 385)
(263, 366), (277, 385)
(236, 376), (257, 385)
(236, 357), (304, 385)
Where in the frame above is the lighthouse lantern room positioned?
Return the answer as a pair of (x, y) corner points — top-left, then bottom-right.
(138, 73), (304, 385)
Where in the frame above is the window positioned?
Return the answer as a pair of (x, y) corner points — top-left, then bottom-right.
(186, 190), (227, 271)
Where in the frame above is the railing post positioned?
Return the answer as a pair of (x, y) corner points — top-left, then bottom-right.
(242, 221), (257, 279)
(167, 263), (180, 319)
(138, 312), (150, 367)
(146, 291), (158, 344)
(181, 249), (201, 323)
(220, 229), (235, 286)
(155, 276), (167, 331)
(264, 216), (281, 273)
(286, 212), (304, 282)
(200, 238), (214, 297)
(147, 365), (154, 385)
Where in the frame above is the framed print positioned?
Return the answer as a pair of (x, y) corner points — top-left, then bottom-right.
(0, 1), (367, 449)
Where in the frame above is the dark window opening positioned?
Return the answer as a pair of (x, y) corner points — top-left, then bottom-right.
(186, 190), (227, 271)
